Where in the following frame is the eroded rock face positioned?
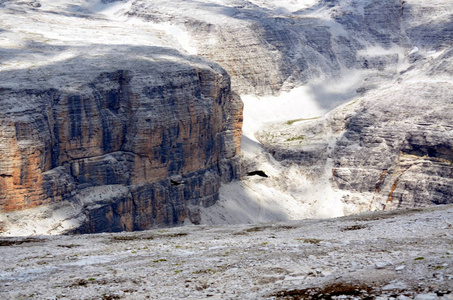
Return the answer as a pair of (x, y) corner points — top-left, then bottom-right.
(252, 0), (453, 214)
(125, 0), (423, 95)
(1, 0), (452, 232)
(0, 45), (242, 232)
(329, 82), (453, 210)
(258, 68), (453, 213)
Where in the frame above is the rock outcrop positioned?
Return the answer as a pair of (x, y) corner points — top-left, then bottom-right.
(259, 78), (453, 213)
(171, 0), (451, 219)
(0, 0), (242, 233)
(257, 37), (453, 213)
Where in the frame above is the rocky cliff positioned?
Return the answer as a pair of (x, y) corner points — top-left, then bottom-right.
(158, 0), (452, 221)
(1, 0), (452, 234)
(125, 0), (424, 96)
(254, 0), (453, 214)
(0, 1), (242, 234)
(258, 77), (453, 214)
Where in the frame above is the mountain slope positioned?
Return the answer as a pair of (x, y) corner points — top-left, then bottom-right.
(1, 205), (452, 299)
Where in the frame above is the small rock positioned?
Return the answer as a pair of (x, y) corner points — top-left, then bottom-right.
(375, 261), (392, 269)
(382, 281), (407, 291)
(395, 265), (405, 271)
(414, 293), (439, 300)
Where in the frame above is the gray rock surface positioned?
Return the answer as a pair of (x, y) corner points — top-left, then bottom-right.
(124, 0), (452, 95)
(127, 0), (409, 95)
(0, 205), (452, 299)
(0, 1), (242, 234)
(125, 0), (453, 215)
(1, 0), (452, 233)
(258, 51), (453, 212)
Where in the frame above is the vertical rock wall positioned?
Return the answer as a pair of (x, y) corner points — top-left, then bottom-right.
(0, 52), (243, 233)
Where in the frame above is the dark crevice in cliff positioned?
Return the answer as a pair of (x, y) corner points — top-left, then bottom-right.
(402, 144), (453, 164)
(247, 170), (269, 178)
(170, 179), (185, 186)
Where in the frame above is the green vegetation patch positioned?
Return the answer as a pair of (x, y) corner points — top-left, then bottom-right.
(341, 224), (368, 231)
(57, 244), (80, 248)
(285, 135), (305, 142)
(193, 268), (217, 274)
(111, 234), (154, 242)
(0, 237), (41, 246)
(158, 232), (188, 238)
(244, 225), (272, 233)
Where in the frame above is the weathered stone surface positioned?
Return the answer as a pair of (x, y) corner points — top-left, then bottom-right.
(125, 0), (430, 95)
(0, 37), (242, 232)
(231, 0), (452, 216)
(1, 0), (452, 233)
(258, 74), (453, 212)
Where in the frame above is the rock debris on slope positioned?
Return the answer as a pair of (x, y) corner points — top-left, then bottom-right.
(0, 205), (452, 299)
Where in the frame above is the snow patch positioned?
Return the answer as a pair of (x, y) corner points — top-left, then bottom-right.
(241, 70), (368, 139)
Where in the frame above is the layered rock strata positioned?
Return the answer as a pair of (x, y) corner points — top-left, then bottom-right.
(257, 59), (453, 212)
(1, 0), (452, 233)
(254, 0), (453, 212)
(0, 45), (242, 233)
(126, 0), (424, 96)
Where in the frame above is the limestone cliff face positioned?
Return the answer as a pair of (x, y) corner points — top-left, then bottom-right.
(113, 0), (451, 216)
(126, 0), (420, 95)
(251, 0), (453, 214)
(0, 46), (242, 233)
(257, 60), (453, 213)
(1, 0), (452, 233)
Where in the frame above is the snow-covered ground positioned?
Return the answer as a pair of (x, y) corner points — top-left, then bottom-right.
(1, 205), (452, 299)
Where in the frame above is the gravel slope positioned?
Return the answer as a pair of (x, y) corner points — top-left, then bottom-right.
(1, 205), (452, 299)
